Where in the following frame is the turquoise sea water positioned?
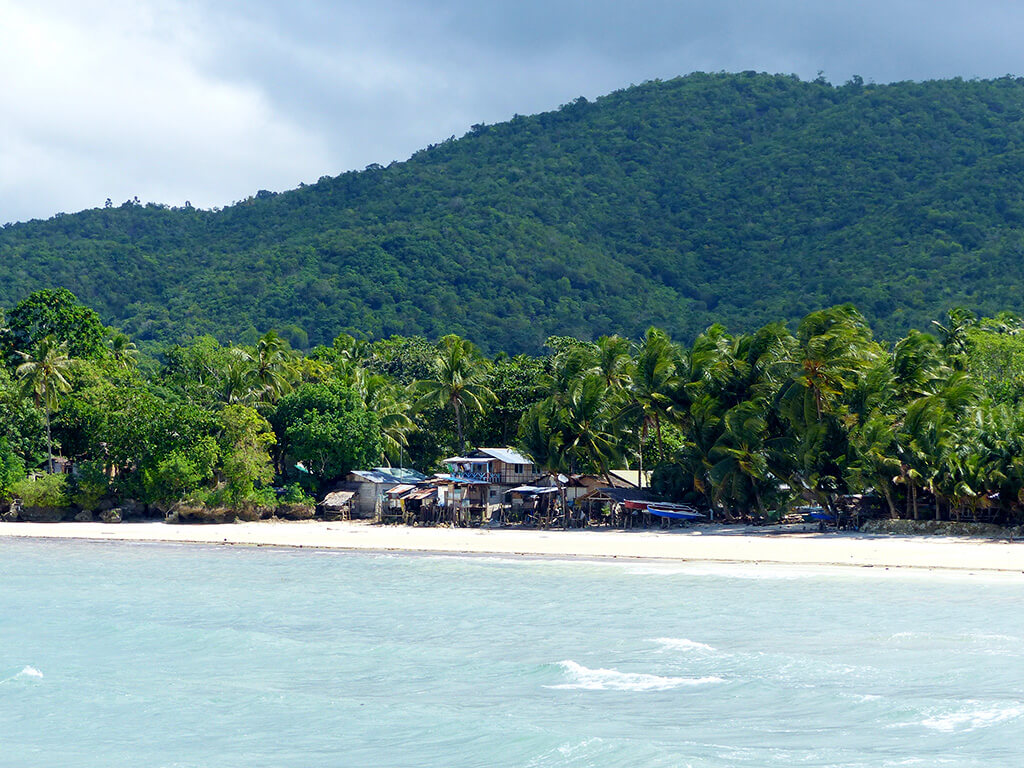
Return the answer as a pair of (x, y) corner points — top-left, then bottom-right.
(2, 539), (1024, 767)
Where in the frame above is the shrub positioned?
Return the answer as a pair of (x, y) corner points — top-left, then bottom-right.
(280, 483), (314, 506)
(12, 473), (70, 508)
(0, 438), (26, 499)
(71, 460), (110, 512)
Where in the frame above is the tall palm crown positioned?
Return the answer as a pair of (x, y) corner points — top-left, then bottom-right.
(16, 336), (74, 473)
(411, 335), (495, 454)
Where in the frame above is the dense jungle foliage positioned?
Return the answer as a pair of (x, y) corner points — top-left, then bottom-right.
(5, 72), (1024, 353)
(6, 290), (1024, 525)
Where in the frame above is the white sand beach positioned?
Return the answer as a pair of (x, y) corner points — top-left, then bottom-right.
(1, 519), (1023, 574)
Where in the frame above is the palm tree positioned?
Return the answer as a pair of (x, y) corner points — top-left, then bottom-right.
(777, 305), (880, 423)
(230, 331), (299, 406)
(847, 412), (902, 518)
(361, 373), (416, 466)
(106, 331), (139, 370)
(709, 400), (772, 516)
(620, 327), (680, 480)
(411, 335), (496, 454)
(931, 307), (976, 370)
(592, 335), (632, 391)
(251, 331), (298, 403)
(16, 337), (74, 473)
(560, 374), (620, 483)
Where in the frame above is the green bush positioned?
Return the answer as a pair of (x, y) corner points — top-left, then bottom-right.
(280, 483), (314, 505)
(71, 460), (110, 512)
(12, 473), (70, 508)
(0, 438), (26, 499)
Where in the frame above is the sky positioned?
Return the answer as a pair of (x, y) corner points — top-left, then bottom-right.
(2, 0), (1022, 224)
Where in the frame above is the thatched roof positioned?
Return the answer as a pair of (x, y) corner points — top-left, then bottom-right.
(321, 490), (356, 509)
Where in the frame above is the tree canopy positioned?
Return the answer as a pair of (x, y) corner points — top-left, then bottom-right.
(7, 74), (1024, 352)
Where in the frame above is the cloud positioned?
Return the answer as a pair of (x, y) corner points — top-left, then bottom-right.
(0, 0), (329, 222)
(3, 0), (1024, 223)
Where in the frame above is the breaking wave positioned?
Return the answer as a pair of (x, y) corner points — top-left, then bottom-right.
(548, 660), (723, 691)
(920, 702), (1024, 732)
(0, 666), (43, 685)
(649, 637), (716, 652)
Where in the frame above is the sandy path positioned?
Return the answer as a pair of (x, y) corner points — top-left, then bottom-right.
(2, 520), (1023, 574)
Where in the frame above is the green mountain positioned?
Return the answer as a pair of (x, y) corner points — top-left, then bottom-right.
(4, 71), (1024, 353)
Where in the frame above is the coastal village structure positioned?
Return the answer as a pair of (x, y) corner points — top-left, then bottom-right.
(439, 448), (541, 522)
(345, 467), (429, 518)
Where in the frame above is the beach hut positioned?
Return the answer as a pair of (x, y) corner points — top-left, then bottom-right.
(320, 490), (356, 520)
(347, 467), (429, 518)
(576, 487), (662, 528)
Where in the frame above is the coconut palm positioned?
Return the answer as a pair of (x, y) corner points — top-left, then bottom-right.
(106, 331), (139, 370)
(592, 334), (633, 392)
(229, 331), (299, 406)
(411, 335), (496, 454)
(709, 400), (772, 516)
(361, 373), (416, 466)
(16, 337), (74, 473)
(931, 307), (976, 370)
(559, 374), (620, 482)
(619, 328), (681, 479)
(847, 411), (902, 518)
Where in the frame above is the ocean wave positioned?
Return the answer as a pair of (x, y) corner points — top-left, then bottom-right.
(921, 702), (1024, 732)
(0, 666), (43, 686)
(547, 660), (723, 691)
(649, 637), (716, 652)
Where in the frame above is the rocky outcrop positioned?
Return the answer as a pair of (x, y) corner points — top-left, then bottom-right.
(276, 503), (315, 521)
(74, 510), (95, 522)
(165, 505), (234, 524)
(18, 506), (70, 523)
(861, 519), (1024, 539)
(100, 508), (122, 524)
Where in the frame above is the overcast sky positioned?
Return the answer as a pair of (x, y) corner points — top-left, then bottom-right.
(2, 0), (1022, 224)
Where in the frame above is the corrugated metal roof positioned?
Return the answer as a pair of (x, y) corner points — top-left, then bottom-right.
(407, 487), (438, 500)
(474, 448), (532, 465)
(384, 484), (417, 497)
(376, 467), (427, 482)
(434, 473), (490, 485)
(353, 468), (428, 484)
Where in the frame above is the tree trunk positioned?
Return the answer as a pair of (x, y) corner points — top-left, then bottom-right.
(45, 410), (53, 474)
(637, 426), (644, 489)
(881, 484), (898, 520)
(912, 483), (919, 521)
(453, 399), (464, 455)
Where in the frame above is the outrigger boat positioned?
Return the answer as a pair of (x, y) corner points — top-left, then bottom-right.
(647, 504), (705, 521)
(622, 499), (705, 521)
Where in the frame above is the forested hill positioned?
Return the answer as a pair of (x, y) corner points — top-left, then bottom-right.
(5, 72), (1024, 353)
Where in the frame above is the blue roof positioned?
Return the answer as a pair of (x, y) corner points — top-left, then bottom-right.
(352, 467), (428, 484)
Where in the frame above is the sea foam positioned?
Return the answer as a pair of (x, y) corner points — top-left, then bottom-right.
(650, 637), (716, 652)
(0, 666), (43, 686)
(548, 660), (723, 691)
(920, 702), (1024, 732)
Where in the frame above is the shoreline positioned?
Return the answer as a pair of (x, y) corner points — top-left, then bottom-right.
(2, 520), (1024, 574)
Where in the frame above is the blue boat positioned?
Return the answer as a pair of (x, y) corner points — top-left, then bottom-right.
(647, 505), (705, 521)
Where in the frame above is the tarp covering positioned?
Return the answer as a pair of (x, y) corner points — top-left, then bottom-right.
(435, 474), (490, 485)
(506, 485), (560, 495)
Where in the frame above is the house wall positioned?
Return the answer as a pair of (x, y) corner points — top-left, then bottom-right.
(352, 483), (389, 518)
